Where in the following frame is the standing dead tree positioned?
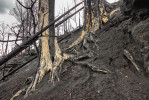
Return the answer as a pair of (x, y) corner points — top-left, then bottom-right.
(0, 23), (11, 56)
(0, 23), (6, 56)
(4, 33), (11, 56)
(10, 0), (39, 54)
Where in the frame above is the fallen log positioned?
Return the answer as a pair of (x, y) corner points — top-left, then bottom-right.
(0, 1), (84, 67)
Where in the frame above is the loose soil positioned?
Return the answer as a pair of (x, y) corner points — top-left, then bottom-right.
(1, 0), (149, 100)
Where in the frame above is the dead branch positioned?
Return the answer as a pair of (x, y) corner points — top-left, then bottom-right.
(124, 49), (140, 72)
(16, 0), (37, 9)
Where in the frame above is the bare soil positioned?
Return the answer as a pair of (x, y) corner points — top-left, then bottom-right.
(1, 1), (149, 99)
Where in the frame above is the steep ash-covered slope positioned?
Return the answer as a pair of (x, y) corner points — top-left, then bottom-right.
(1, 0), (149, 100)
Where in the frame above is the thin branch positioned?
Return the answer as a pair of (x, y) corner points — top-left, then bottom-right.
(16, 0), (37, 9)
(124, 49), (140, 72)
(0, 39), (22, 42)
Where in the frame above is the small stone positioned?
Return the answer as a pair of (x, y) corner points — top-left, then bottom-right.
(97, 90), (100, 93)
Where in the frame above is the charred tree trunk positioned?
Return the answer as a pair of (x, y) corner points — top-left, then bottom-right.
(5, 34), (10, 56)
(48, 0), (55, 60)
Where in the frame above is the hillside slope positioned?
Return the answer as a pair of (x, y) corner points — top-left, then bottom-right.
(1, 0), (149, 100)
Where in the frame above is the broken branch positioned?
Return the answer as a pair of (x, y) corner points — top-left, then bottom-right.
(124, 49), (140, 72)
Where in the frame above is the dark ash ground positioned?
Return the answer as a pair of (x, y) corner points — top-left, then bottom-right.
(1, 0), (149, 100)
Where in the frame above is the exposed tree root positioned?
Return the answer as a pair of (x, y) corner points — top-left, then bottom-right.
(75, 62), (110, 74)
(65, 19), (99, 51)
(109, 8), (120, 18)
(65, 30), (86, 50)
(10, 88), (26, 100)
(69, 53), (111, 74)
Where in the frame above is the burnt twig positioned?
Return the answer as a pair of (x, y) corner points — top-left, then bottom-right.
(124, 49), (140, 72)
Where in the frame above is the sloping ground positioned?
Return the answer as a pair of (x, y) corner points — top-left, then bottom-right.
(1, 0), (149, 100)
(0, 56), (38, 100)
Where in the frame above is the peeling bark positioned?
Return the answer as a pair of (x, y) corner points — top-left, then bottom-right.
(25, 0), (53, 93)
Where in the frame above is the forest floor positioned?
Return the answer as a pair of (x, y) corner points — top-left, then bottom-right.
(1, 10), (149, 100)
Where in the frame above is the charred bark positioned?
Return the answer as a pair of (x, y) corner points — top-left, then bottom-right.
(48, 0), (55, 60)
